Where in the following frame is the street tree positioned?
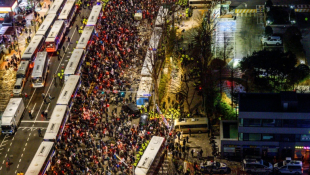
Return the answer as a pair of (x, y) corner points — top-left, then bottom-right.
(283, 26), (306, 63)
(239, 50), (302, 92)
(265, 26), (273, 36)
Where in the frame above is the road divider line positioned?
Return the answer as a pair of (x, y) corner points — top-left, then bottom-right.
(19, 159), (21, 162)
(17, 164), (19, 169)
(25, 143), (27, 147)
(2, 160), (4, 164)
(21, 120), (50, 123)
(21, 154), (23, 157)
(26, 88), (36, 109)
(5, 154), (7, 158)
(10, 142), (12, 146)
(23, 148), (25, 151)
(7, 148), (9, 152)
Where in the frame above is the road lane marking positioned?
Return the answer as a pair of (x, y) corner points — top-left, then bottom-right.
(17, 164), (19, 168)
(2, 160), (4, 164)
(0, 166), (2, 170)
(20, 127), (47, 129)
(27, 138), (29, 141)
(23, 148), (25, 151)
(31, 103), (36, 114)
(19, 159), (21, 162)
(5, 154), (7, 158)
(10, 142), (12, 146)
(7, 148), (9, 152)
(25, 143), (27, 147)
(26, 88), (36, 109)
(21, 154), (23, 157)
(0, 135), (9, 147)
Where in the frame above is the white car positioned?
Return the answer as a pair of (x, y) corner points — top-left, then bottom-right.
(200, 161), (228, 174)
(274, 158), (303, 174)
(261, 36), (282, 46)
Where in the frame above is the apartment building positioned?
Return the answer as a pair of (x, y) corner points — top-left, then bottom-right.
(221, 91), (310, 161)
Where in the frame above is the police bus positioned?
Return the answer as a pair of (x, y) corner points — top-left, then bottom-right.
(56, 75), (81, 108)
(155, 6), (168, 27)
(45, 20), (66, 52)
(36, 14), (57, 36)
(76, 26), (94, 50)
(135, 136), (165, 175)
(31, 52), (49, 88)
(86, 4), (102, 26)
(44, 105), (68, 141)
(58, 0), (77, 28)
(21, 35), (45, 61)
(64, 49), (85, 81)
(25, 141), (55, 175)
(48, 0), (65, 15)
(136, 77), (152, 107)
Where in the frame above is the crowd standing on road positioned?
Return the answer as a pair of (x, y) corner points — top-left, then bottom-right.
(48, 0), (170, 174)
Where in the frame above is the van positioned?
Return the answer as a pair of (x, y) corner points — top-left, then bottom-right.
(243, 159), (273, 174)
(261, 36), (282, 46)
(122, 103), (141, 119)
(139, 113), (149, 130)
(13, 78), (25, 97)
(275, 159), (303, 174)
(174, 118), (208, 134)
(1, 98), (25, 134)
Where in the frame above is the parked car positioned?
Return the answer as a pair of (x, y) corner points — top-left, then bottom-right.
(261, 36), (282, 46)
(122, 103), (140, 119)
(274, 158), (303, 174)
(200, 161), (228, 174)
(243, 158), (273, 174)
(13, 78), (25, 97)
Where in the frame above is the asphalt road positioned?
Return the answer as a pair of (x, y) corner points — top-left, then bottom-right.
(0, 6), (91, 174)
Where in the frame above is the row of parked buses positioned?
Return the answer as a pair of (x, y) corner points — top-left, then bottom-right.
(136, 6), (168, 108)
(12, 0), (77, 94)
(24, 3), (102, 175)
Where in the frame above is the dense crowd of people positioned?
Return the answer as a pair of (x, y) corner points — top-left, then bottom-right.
(48, 0), (169, 174)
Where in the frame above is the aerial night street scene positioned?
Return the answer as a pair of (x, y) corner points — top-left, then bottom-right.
(0, 0), (310, 174)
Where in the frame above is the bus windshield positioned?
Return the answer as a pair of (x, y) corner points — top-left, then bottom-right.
(32, 77), (43, 84)
(1, 125), (11, 131)
(14, 85), (21, 89)
(46, 42), (55, 49)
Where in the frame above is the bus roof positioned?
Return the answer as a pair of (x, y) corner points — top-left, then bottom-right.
(48, 0), (64, 14)
(174, 118), (208, 125)
(56, 75), (80, 105)
(141, 50), (152, 76)
(155, 6), (168, 27)
(86, 4), (102, 26)
(135, 136), (165, 175)
(46, 20), (64, 42)
(17, 60), (29, 76)
(44, 105), (67, 141)
(76, 26), (94, 49)
(22, 35), (44, 60)
(36, 14), (56, 36)
(25, 141), (54, 175)
(58, 0), (76, 20)
(137, 77), (152, 97)
(31, 52), (48, 78)
(64, 49), (84, 75)
(2, 98), (23, 119)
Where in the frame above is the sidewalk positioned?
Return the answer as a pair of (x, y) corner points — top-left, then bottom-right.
(0, 0), (52, 111)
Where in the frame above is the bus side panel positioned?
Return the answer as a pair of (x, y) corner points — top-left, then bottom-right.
(15, 100), (25, 125)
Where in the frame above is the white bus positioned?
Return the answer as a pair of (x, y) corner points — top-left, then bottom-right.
(16, 60), (30, 79)
(1, 98), (25, 134)
(76, 26), (94, 50)
(25, 141), (55, 175)
(155, 6), (168, 27)
(86, 4), (102, 26)
(56, 75), (81, 107)
(45, 20), (66, 52)
(188, 0), (212, 9)
(58, 0), (77, 28)
(44, 105), (68, 141)
(174, 118), (209, 134)
(135, 136), (165, 175)
(64, 49), (85, 81)
(48, 0), (65, 15)
(36, 14), (57, 36)
(31, 52), (49, 88)
(136, 77), (152, 107)
(21, 35), (45, 61)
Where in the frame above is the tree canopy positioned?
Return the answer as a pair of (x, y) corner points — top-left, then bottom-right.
(283, 26), (305, 63)
(239, 50), (308, 92)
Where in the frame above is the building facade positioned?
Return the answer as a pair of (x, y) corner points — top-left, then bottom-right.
(221, 92), (310, 161)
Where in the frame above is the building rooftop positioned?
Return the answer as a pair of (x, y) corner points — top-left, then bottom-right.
(239, 92), (310, 113)
(0, 0), (16, 7)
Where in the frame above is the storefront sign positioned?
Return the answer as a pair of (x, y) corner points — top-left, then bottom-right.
(301, 135), (310, 141)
